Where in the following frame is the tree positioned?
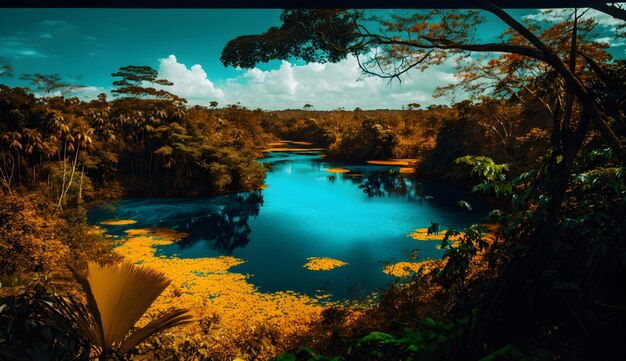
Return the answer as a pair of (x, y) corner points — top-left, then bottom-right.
(0, 57), (12, 77)
(221, 4), (626, 358)
(111, 65), (185, 103)
(20, 73), (83, 98)
(221, 6), (625, 164)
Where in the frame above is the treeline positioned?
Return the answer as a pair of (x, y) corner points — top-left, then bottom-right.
(0, 86), (269, 203)
(261, 97), (551, 184)
(1, 78), (554, 205)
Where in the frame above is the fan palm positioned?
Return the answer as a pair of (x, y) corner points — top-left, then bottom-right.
(51, 261), (193, 360)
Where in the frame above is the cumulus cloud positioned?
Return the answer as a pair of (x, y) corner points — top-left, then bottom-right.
(223, 55), (458, 110)
(71, 86), (109, 99)
(523, 8), (625, 30)
(156, 54), (225, 101)
(595, 36), (626, 47)
(155, 54), (458, 110)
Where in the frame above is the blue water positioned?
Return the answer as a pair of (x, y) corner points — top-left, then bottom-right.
(89, 146), (487, 300)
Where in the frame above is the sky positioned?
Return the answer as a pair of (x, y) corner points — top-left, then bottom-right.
(0, 8), (624, 110)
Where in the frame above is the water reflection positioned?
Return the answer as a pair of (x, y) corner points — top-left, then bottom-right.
(358, 171), (425, 201)
(89, 147), (486, 300)
(160, 192), (264, 254)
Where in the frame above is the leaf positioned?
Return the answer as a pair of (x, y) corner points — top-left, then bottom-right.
(556, 155), (563, 164)
(118, 308), (193, 354)
(360, 331), (397, 344)
(272, 353), (297, 361)
(458, 200), (472, 212)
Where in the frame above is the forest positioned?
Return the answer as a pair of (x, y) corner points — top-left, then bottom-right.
(1, 2), (625, 361)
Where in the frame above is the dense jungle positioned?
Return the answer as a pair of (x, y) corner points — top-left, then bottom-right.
(1, 2), (625, 361)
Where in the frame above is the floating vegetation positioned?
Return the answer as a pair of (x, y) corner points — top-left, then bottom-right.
(409, 228), (448, 241)
(304, 257), (348, 271)
(266, 141), (290, 146)
(366, 159), (417, 166)
(87, 226), (106, 235)
(110, 227), (326, 343)
(289, 141), (314, 145)
(100, 219), (138, 226)
(262, 147), (326, 152)
(383, 260), (441, 277)
(325, 168), (351, 174)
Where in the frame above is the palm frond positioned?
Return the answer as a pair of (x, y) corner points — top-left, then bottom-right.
(68, 264), (105, 347)
(85, 261), (172, 348)
(46, 295), (99, 347)
(118, 308), (194, 354)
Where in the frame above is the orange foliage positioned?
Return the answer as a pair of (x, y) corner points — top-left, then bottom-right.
(0, 192), (71, 276)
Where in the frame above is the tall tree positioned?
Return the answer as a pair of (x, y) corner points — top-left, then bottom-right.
(19, 73), (83, 99)
(111, 65), (184, 103)
(0, 57), (12, 77)
(221, 4), (626, 358)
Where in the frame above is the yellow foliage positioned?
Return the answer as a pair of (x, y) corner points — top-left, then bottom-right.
(303, 257), (348, 271)
(325, 168), (350, 173)
(110, 227), (327, 356)
(0, 193), (71, 277)
(262, 147), (325, 152)
(100, 219), (138, 226)
(409, 228), (453, 241)
(366, 159), (417, 166)
(383, 260), (441, 278)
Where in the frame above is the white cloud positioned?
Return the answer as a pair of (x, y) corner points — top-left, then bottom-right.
(596, 36), (626, 47)
(153, 53), (458, 110)
(17, 49), (48, 58)
(523, 8), (625, 30)
(71, 86), (108, 99)
(40, 19), (76, 32)
(156, 54), (225, 101)
(220, 55), (458, 110)
(0, 36), (48, 59)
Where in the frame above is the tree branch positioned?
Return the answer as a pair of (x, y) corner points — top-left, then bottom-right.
(591, 3), (626, 22)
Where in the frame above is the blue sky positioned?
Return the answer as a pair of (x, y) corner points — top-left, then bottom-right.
(1, 8), (624, 110)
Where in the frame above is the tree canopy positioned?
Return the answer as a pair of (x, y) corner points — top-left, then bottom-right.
(221, 4), (626, 359)
(111, 65), (185, 103)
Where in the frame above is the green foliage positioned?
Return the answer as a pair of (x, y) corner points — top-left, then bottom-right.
(271, 317), (471, 361)
(478, 344), (526, 361)
(438, 225), (488, 290)
(455, 155), (512, 197)
(221, 10), (357, 69)
(0, 275), (90, 360)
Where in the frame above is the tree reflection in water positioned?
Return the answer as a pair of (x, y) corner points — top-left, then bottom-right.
(161, 191), (264, 254)
(358, 171), (424, 201)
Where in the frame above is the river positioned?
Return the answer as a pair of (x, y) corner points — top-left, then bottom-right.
(88, 142), (487, 300)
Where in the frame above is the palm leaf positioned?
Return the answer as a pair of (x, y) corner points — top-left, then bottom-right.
(68, 264), (106, 348)
(46, 295), (100, 347)
(118, 308), (194, 354)
(85, 261), (171, 350)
